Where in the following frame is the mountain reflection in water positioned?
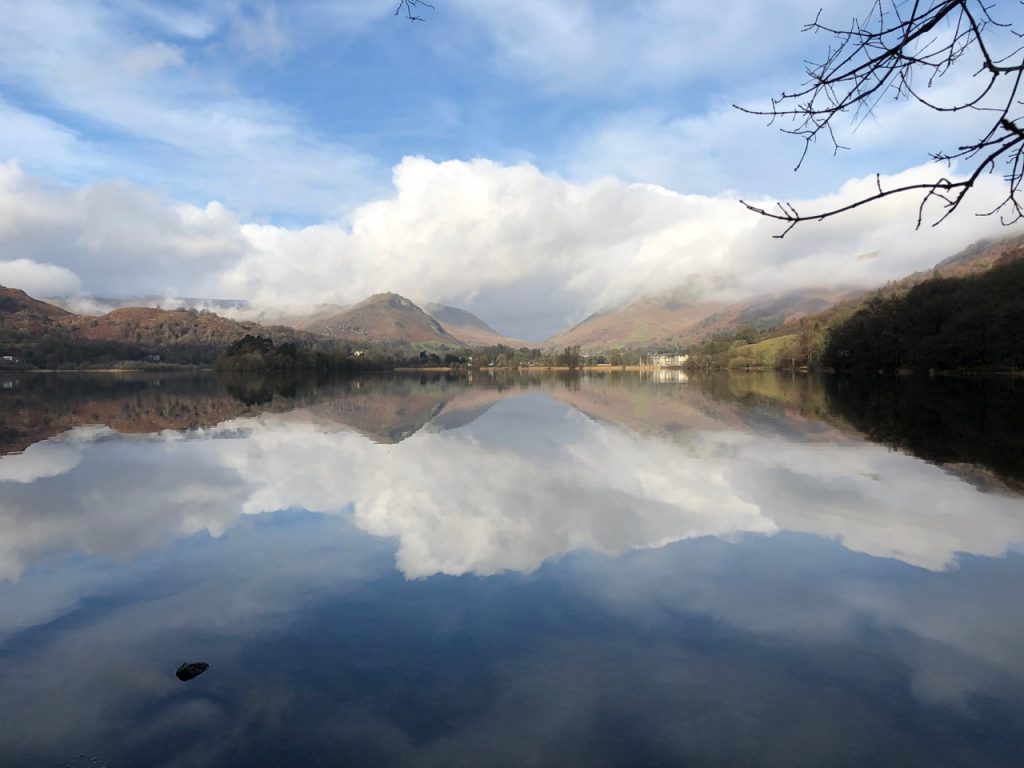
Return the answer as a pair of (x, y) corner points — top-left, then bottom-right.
(0, 371), (1021, 767)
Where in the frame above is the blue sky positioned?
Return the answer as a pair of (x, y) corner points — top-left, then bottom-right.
(0, 0), (1017, 339)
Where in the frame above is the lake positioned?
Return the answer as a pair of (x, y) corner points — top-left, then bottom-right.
(0, 370), (1022, 767)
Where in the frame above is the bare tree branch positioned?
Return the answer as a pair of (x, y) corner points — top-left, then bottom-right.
(395, 0), (434, 22)
(738, 0), (1024, 236)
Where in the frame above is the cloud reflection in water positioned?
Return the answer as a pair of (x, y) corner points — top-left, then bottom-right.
(0, 377), (1021, 581)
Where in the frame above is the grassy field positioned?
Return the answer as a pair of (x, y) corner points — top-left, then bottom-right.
(729, 334), (799, 368)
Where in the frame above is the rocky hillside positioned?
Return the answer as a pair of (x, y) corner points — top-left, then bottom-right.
(0, 287), (74, 335)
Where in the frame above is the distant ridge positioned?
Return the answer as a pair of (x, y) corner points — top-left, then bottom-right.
(424, 303), (528, 347)
(545, 289), (726, 350)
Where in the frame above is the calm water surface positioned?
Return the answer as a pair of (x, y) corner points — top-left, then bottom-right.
(0, 371), (1022, 767)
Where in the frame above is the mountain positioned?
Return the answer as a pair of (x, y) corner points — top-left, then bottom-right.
(10, 231), (1023, 365)
(424, 303), (528, 347)
(0, 286), (76, 363)
(546, 233), (1024, 352)
(0, 288), (468, 367)
(546, 288), (726, 351)
(303, 293), (463, 347)
(547, 287), (860, 352)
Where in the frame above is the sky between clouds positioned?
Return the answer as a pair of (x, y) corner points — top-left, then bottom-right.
(0, 0), (1020, 339)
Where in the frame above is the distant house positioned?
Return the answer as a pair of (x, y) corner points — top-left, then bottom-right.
(648, 353), (689, 367)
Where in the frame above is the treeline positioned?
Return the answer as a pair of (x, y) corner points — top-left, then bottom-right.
(466, 344), (589, 368)
(823, 257), (1024, 372)
(0, 328), (223, 368)
(685, 321), (826, 371)
(214, 335), (405, 372)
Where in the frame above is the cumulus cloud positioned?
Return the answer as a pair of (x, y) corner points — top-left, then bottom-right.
(229, 157), (755, 326)
(0, 162), (248, 298)
(0, 258), (80, 296)
(1, 156), (1018, 338)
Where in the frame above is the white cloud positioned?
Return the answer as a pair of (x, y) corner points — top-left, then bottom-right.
(0, 158), (1018, 337)
(229, 157), (756, 324)
(199, 157), (1024, 336)
(0, 259), (80, 296)
(0, 162), (248, 297)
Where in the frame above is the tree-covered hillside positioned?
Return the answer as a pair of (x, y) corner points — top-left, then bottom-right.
(824, 257), (1024, 372)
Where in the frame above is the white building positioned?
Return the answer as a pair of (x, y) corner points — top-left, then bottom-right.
(648, 353), (689, 367)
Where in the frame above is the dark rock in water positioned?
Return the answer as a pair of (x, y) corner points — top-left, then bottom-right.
(175, 661), (209, 681)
